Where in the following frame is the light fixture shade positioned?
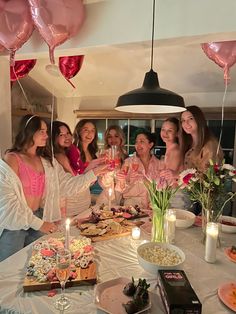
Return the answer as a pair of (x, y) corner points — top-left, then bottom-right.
(115, 69), (185, 113)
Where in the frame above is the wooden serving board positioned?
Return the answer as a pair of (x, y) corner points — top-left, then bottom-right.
(90, 228), (132, 242)
(23, 262), (97, 292)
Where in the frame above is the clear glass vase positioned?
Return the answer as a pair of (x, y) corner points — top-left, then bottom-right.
(151, 211), (165, 243)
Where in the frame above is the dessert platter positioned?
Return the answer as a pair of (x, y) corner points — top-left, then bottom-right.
(89, 204), (149, 222)
(23, 236), (97, 292)
(95, 277), (151, 314)
(77, 204), (146, 242)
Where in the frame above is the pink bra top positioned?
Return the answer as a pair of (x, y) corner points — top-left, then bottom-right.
(10, 153), (45, 198)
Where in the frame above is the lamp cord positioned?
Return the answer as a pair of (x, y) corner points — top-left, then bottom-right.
(150, 0), (156, 70)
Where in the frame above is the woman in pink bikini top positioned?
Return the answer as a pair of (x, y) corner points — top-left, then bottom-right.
(4, 115), (57, 234)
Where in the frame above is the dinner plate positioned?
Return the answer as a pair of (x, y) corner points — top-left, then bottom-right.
(94, 277), (151, 314)
(218, 282), (236, 312)
(225, 248), (236, 263)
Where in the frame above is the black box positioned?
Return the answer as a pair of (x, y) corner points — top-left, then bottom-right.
(158, 270), (202, 314)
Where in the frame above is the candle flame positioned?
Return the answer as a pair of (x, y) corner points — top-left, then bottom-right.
(66, 218), (70, 226)
(108, 187), (112, 196)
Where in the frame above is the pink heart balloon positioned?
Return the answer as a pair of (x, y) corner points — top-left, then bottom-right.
(0, 0), (34, 65)
(59, 55), (84, 88)
(202, 41), (236, 84)
(28, 0), (85, 64)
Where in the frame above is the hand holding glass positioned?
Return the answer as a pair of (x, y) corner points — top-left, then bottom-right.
(54, 249), (71, 310)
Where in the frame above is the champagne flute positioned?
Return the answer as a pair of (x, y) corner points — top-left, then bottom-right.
(54, 249), (71, 310)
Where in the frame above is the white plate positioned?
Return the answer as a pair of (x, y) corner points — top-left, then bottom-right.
(219, 216), (236, 233)
(218, 282), (236, 312)
(94, 277), (151, 314)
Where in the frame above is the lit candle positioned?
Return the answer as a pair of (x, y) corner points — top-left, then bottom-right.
(108, 187), (112, 211)
(205, 222), (218, 263)
(165, 209), (176, 244)
(65, 218), (70, 250)
(132, 227), (141, 240)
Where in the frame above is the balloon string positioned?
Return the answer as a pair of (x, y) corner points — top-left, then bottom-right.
(50, 87), (55, 164)
(217, 83), (228, 156)
(12, 67), (32, 111)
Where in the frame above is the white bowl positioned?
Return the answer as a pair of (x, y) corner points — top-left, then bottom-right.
(219, 216), (236, 233)
(174, 209), (196, 228)
(137, 242), (185, 275)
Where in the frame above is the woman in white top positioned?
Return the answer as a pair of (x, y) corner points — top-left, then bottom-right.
(0, 115), (108, 261)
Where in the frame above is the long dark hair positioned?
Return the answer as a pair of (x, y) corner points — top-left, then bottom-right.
(52, 120), (72, 154)
(135, 131), (156, 150)
(181, 106), (213, 155)
(73, 119), (98, 162)
(8, 114), (52, 163)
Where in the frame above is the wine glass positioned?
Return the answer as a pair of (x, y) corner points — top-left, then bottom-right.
(54, 249), (71, 310)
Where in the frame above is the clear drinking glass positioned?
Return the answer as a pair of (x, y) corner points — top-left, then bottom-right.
(54, 249), (71, 310)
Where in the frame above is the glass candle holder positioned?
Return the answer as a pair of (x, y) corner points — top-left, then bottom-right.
(165, 209), (176, 244)
(132, 227), (141, 240)
(205, 222), (219, 263)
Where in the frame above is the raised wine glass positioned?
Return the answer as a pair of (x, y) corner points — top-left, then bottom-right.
(54, 248), (71, 310)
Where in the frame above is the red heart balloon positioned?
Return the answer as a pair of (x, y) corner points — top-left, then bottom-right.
(28, 0), (85, 64)
(202, 41), (236, 84)
(10, 59), (37, 82)
(0, 0), (34, 65)
(59, 55), (84, 88)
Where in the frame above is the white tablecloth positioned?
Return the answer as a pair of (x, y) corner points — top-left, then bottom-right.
(0, 225), (235, 314)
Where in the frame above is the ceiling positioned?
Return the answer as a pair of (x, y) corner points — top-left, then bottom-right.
(20, 40), (236, 111)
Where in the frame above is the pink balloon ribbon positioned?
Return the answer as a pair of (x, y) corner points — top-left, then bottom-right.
(202, 41), (236, 85)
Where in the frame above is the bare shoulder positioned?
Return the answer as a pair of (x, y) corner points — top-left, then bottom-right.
(4, 152), (19, 174)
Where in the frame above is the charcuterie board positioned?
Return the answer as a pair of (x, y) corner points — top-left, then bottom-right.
(23, 236), (97, 292)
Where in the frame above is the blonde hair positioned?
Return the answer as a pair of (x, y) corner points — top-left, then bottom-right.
(104, 125), (126, 149)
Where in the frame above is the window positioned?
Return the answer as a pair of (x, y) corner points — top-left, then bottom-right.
(80, 117), (236, 163)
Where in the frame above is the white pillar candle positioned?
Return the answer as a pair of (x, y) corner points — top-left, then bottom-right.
(205, 222), (218, 263)
(132, 227), (141, 240)
(65, 218), (70, 250)
(165, 209), (176, 244)
(108, 187), (112, 211)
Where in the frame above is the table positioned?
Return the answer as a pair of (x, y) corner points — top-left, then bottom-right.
(0, 225), (235, 314)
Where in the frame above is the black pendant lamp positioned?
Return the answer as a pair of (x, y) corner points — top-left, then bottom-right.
(115, 0), (185, 114)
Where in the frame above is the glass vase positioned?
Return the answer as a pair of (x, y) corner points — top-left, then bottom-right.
(151, 211), (165, 243)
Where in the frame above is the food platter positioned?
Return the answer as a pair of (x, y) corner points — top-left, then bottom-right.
(89, 204), (149, 222)
(94, 277), (151, 314)
(78, 218), (144, 242)
(23, 236), (97, 292)
(218, 282), (236, 312)
(225, 247), (236, 263)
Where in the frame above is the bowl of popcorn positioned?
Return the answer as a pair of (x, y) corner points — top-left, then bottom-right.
(137, 242), (185, 275)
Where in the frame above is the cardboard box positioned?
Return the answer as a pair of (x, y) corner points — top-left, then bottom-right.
(158, 270), (202, 314)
